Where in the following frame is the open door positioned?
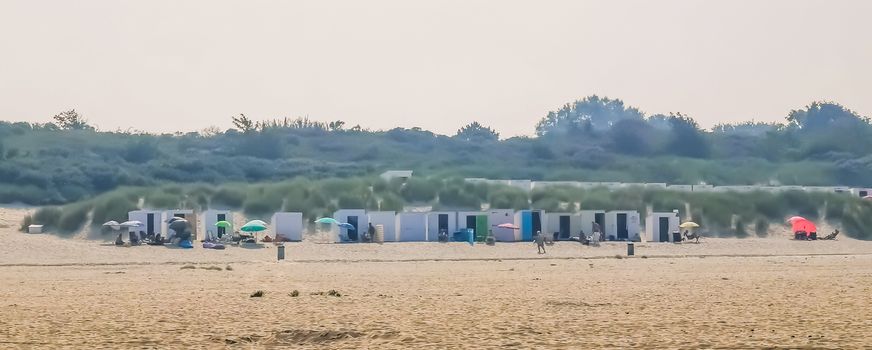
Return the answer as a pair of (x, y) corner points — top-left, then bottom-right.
(466, 215), (477, 230)
(594, 213), (605, 232)
(559, 215), (570, 239)
(617, 213), (628, 240)
(532, 211), (542, 240)
(146, 213), (155, 234)
(217, 213), (226, 238)
(659, 217), (670, 242)
(438, 214), (449, 234)
(347, 216), (359, 241)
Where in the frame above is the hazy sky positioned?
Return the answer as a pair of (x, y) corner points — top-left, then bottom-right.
(1, 0), (870, 137)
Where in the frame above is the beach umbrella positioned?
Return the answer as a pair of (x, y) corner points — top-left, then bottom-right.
(786, 216), (807, 224)
(337, 223), (356, 231)
(315, 217), (340, 225)
(102, 221), (121, 230)
(863, 195), (872, 200)
(791, 218), (816, 234)
(495, 223), (520, 230)
(166, 217), (186, 224)
(119, 220), (143, 228)
(241, 220), (268, 242)
(168, 219), (189, 233)
(215, 220), (233, 228)
(240, 220), (268, 232)
(679, 222), (700, 229)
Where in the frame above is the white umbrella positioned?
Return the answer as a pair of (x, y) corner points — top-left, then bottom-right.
(119, 220), (143, 228)
(102, 221), (121, 230)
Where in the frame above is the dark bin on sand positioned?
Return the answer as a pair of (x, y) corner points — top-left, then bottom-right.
(672, 231), (682, 243)
(277, 244), (285, 260)
(627, 242), (634, 256)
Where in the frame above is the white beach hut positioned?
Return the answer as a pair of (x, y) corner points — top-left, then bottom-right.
(457, 211), (488, 241)
(396, 212), (427, 241)
(272, 212), (303, 241)
(645, 211), (680, 242)
(426, 212), (457, 241)
(605, 210), (640, 241)
(543, 212), (583, 240)
(488, 209), (516, 241)
(127, 210), (163, 236)
(333, 209), (368, 242)
(200, 209), (232, 240)
(579, 210), (606, 236)
(367, 211), (397, 242)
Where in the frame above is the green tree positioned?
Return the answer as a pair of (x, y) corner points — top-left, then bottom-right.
(665, 113), (710, 158)
(52, 109), (94, 130)
(536, 95), (644, 135)
(607, 118), (654, 156)
(787, 101), (868, 130)
(122, 139), (160, 163)
(232, 113), (256, 133)
(454, 121), (499, 142)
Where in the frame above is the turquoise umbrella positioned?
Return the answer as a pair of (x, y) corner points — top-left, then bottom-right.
(240, 220), (268, 243)
(240, 220), (268, 232)
(315, 217), (340, 225)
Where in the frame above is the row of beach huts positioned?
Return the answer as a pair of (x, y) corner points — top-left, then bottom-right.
(128, 208), (687, 243)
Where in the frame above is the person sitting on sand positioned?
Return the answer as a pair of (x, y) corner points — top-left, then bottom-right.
(438, 229), (449, 242)
(128, 232), (140, 246)
(115, 233), (124, 246)
(535, 231), (546, 254)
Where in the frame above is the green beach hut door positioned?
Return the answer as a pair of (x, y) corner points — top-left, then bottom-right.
(475, 215), (488, 242)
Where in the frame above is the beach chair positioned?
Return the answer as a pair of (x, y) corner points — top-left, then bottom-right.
(821, 230), (840, 240)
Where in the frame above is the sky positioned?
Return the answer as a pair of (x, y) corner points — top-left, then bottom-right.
(1, 0), (870, 137)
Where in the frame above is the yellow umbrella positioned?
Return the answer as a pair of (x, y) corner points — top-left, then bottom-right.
(679, 222), (700, 229)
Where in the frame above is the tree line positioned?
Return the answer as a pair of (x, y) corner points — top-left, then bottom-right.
(1, 96), (870, 205)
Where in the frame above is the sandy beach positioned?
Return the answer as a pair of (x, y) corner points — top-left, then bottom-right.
(2, 208), (871, 349)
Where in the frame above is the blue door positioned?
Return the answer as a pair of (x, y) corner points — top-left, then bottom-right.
(521, 211), (533, 241)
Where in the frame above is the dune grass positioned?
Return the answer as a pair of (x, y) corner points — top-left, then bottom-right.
(23, 177), (872, 240)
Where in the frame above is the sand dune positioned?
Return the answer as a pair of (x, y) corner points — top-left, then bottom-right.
(2, 208), (871, 349)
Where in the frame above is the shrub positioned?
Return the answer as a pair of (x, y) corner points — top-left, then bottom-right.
(243, 198), (281, 218)
(32, 207), (62, 229)
(754, 219), (769, 237)
(337, 194), (366, 209)
(211, 187), (246, 208)
(400, 178), (438, 203)
(91, 194), (139, 225)
(438, 187), (481, 210)
(144, 192), (181, 209)
(378, 193), (404, 211)
(488, 188), (529, 210)
(57, 203), (92, 233)
(19, 215), (32, 232)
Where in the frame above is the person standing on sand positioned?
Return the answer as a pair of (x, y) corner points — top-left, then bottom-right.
(592, 221), (602, 242)
(535, 231), (546, 254)
(367, 223), (376, 243)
